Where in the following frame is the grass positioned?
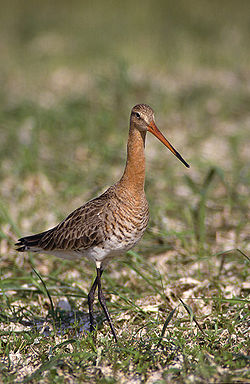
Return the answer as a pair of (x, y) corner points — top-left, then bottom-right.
(0, 0), (249, 382)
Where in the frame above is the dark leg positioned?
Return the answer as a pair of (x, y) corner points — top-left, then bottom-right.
(96, 267), (118, 342)
(87, 269), (103, 332)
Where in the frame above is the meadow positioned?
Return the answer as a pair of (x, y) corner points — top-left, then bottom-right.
(0, 1), (249, 382)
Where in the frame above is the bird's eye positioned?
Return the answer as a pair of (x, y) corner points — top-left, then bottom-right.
(135, 112), (140, 119)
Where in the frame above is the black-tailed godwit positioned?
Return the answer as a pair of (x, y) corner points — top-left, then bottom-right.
(16, 104), (189, 341)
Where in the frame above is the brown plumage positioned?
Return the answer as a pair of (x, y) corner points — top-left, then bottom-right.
(16, 104), (189, 341)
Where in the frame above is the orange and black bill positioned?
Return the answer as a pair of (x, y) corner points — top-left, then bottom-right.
(147, 121), (190, 168)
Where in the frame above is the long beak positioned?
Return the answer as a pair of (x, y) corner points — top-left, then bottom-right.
(147, 121), (190, 168)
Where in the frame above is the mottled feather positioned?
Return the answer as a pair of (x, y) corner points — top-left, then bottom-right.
(15, 184), (149, 258)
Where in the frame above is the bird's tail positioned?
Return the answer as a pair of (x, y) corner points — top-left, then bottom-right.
(15, 230), (52, 252)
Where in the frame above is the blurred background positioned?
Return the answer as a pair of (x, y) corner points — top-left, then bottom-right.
(0, 0), (249, 281)
(0, 1), (249, 380)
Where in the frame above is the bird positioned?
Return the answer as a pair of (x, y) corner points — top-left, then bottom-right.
(16, 104), (189, 342)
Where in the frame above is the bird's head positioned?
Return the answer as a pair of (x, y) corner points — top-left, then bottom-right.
(130, 104), (190, 168)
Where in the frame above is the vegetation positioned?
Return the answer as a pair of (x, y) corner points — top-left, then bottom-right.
(0, 0), (249, 382)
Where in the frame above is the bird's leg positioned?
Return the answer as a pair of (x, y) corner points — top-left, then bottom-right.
(87, 269), (103, 333)
(96, 267), (118, 342)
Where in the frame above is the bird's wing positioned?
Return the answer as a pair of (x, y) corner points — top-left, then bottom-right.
(39, 193), (111, 251)
(16, 187), (115, 252)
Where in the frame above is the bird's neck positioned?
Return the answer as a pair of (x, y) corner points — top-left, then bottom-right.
(118, 125), (146, 194)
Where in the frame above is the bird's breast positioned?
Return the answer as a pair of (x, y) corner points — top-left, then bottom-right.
(79, 190), (149, 264)
(102, 193), (149, 248)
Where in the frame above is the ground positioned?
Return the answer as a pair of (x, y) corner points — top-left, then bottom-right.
(0, 1), (249, 383)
